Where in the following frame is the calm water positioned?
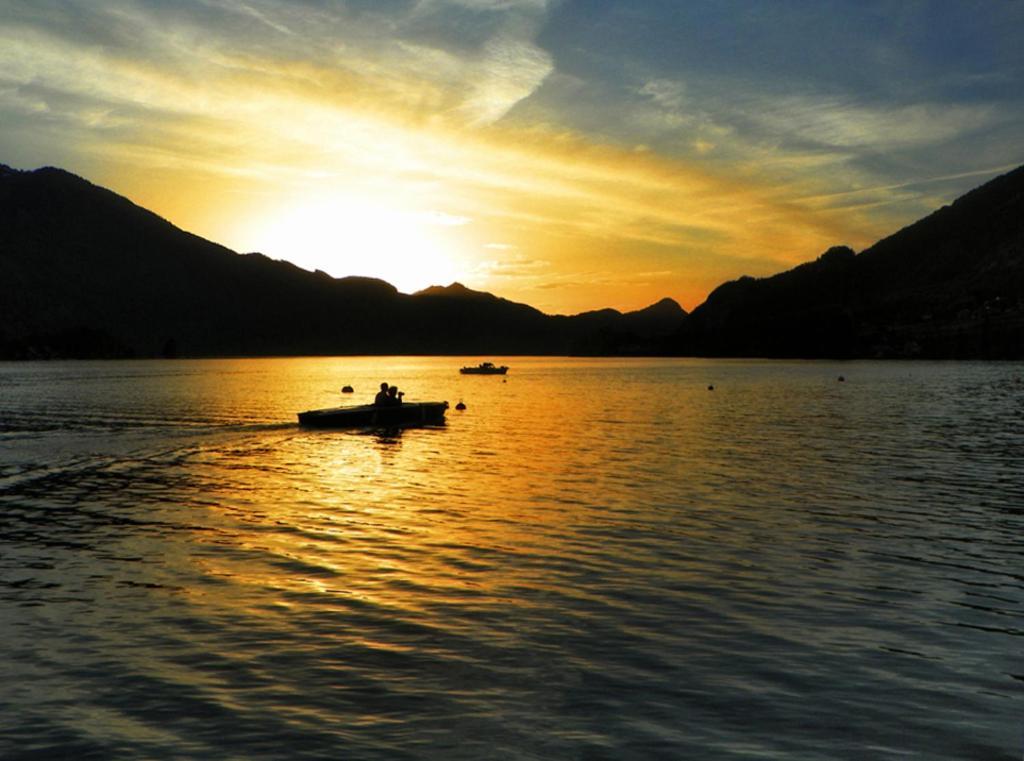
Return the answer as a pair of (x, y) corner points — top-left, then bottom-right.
(1, 357), (1022, 760)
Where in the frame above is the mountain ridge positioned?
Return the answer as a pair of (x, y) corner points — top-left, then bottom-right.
(3, 161), (1022, 359)
(0, 163), (686, 358)
(677, 164), (1024, 358)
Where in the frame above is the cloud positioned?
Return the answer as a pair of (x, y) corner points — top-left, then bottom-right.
(220, 0), (297, 36)
(748, 95), (997, 150)
(2, 0), (1022, 314)
(0, 13), (909, 283)
(457, 33), (553, 125)
(639, 79), (686, 111)
(477, 256), (549, 277)
(792, 162), (1024, 210)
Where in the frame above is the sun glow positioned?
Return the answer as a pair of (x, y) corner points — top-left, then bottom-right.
(245, 196), (466, 294)
(4, 2), (1016, 315)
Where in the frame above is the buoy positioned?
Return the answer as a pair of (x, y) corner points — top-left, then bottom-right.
(455, 401), (466, 410)
(707, 384), (714, 391)
(837, 376), (845, 382)
(341, 385), (354, 393)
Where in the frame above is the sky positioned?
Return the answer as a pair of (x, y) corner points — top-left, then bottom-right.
(1, 1), (1022, 314)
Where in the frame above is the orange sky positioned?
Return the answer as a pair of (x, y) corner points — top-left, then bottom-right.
(1, 2), (1020, 313)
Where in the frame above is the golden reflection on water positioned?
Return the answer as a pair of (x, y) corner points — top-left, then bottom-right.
(3, 357), (1023, 758)
(171, 357), (804, 633)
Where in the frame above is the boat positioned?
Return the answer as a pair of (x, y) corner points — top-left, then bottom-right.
(459, 362), (508, 375)
(297, 401), (449, 428)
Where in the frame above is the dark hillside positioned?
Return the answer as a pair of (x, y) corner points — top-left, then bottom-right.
(0, 165), (685, 358)
(678, 164), (1024, 358)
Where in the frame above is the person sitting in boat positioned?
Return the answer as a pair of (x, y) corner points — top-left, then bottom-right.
(373, 382), (390, 406)
(386, 385), (404, 406)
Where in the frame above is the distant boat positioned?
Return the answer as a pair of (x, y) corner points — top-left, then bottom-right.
(460, 362), (509, 375)
(297, 401), (448, 428)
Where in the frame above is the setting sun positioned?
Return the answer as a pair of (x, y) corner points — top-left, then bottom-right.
(242, 196), (466, 294)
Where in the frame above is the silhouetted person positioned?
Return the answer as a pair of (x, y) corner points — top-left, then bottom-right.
(386, 385), (404, 406)
(374, 382), (389, 406)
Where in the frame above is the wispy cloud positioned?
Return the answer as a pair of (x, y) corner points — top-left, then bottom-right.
(476, 256), (549, 278)
(221, 0), (297, 36)
(1, 0), (1021, 313)
(747, 95), (997, 150)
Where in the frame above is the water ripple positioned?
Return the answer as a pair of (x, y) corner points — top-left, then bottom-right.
(1, 358), (1022, 759)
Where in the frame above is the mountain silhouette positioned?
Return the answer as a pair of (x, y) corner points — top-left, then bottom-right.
(0, 165), (685, 358)
(677, 164), (1024, 358)
(4, 161), (1021, 360)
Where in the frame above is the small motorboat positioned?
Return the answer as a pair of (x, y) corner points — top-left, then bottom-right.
(459, 362), (508, 375)
(297, 401), (449, 428)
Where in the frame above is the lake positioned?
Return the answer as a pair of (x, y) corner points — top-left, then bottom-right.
(1, 357), (1021, 760)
